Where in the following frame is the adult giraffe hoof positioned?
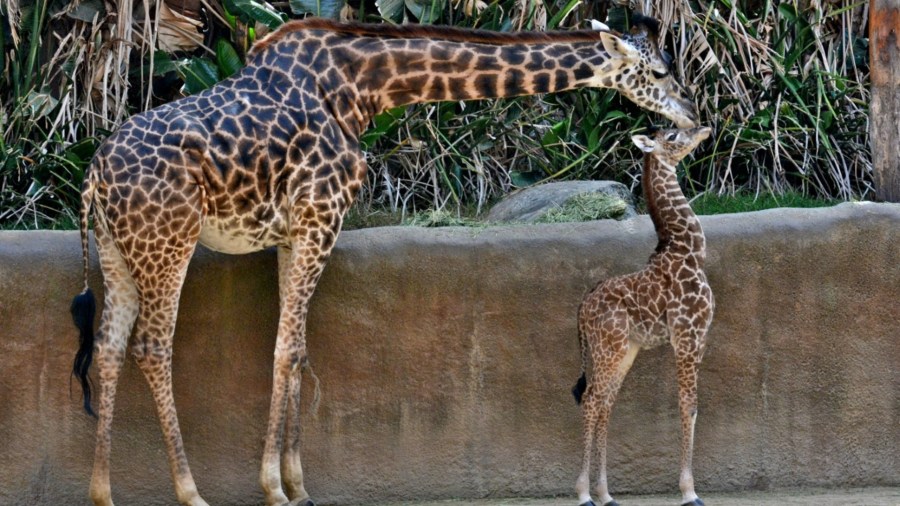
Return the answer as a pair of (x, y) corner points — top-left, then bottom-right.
(602, 501), (620, 506)
(681, 499), (704, 506)
(287, 499), (315, 506)
(578, 501), (597, 506)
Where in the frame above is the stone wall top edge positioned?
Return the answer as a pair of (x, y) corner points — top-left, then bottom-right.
(0, 202), (895, 253)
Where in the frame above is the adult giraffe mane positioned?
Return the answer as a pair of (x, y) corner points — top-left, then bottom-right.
(248, 18), (627, 58)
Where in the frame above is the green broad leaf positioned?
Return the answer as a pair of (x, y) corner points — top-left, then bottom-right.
(23, 90), (58, 119)
(601, 110), (628, 122)
(738, 127), (768, 142)
(130, 51), (177, 78)
(587, 124), (601, 151)
(66, 0), (105, 22)
(360, 107), (404, 149)
(66, 137), (97, 161)
(476, 141), (493, 151)
(376, 0), (404, 23)
(216, 39), (243, 78)
(780, 74), (803, 101)
(820, 110), (834, 130)
(405, 0), (444, 23)
(178, 57), (221, 95)
(541, 128), (560, 148)
(289, 0), (345, 19)
(541, 119), (568, 146)
(753, 108), (772, 128)
(222, 4), (238, 29)
(151, 51), (177, 76)
(604, 5), (628, 32)
(548, 0), (580, 30)
(777, 4), (797, 22)
(504, 104), (523, 123)
(224, 0), (285, 30)
(61, 59), (76, 80)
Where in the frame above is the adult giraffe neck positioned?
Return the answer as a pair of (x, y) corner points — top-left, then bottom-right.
(249, 20), (622, 134)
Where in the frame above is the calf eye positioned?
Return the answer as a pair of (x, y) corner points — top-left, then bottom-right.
(666, 133), (677, 141)
(651, 69), (668, 79)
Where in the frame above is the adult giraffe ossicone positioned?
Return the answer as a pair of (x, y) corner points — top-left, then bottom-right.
(70, 16), (699, 506)
(572, 126), (713, 506)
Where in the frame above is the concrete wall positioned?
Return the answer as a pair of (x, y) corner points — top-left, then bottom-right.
(0, 203), (897, 506)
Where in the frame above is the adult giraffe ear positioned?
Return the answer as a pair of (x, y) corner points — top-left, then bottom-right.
(599, 32), (639, 62)
(631, 135), (656, 153)
(588, 19), (610, 31)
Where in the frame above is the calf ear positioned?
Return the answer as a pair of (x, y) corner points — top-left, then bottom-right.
(631, 135), (656, 153)
(599, 32), (639, 61)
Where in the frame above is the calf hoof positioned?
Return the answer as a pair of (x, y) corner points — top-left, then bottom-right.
(681, 500), (704, 506)
(288, 499), (315, 506)
(603, 501), (620, 506)
(578, 502), (597, 506)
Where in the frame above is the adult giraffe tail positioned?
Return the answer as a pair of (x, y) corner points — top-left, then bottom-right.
(71, 169), (98, 417)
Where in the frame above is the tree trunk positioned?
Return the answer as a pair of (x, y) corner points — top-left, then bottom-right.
(870, 0), (900, 202)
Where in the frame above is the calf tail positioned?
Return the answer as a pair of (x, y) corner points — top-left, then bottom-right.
(572, 321), (588, 405)
(572, 373), (587, 405)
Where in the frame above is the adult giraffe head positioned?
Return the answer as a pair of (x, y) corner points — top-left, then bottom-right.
(589, 15), (699, 128)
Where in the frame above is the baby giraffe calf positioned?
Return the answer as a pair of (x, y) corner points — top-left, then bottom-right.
(573, 126), (713, 506)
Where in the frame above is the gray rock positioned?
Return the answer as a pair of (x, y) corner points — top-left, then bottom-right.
(486, 180), (637, 223)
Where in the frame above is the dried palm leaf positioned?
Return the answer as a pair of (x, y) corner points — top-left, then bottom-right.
(157, 0), (203, 52)
(339, 3), (358, 22)
(452, 0), (487, 17)
(512, 0), (546, 31)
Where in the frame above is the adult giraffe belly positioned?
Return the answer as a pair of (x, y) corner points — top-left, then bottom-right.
(198, 216), (284, 254)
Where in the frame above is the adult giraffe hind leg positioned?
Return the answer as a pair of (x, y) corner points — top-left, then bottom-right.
(88, 222), (140, 506)
(104, 172), (208, 506)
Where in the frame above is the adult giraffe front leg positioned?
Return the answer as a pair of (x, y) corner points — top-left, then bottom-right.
(129, 233), (208, 505)
(261, 224), (340, 506)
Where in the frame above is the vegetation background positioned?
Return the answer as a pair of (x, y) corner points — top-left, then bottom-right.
(0, 0), (870, 229)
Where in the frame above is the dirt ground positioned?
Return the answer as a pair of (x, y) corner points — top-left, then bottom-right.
(378, 487), (900, 506)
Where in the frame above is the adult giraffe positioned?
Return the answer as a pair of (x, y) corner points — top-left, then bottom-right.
(70, 16), (699, 506)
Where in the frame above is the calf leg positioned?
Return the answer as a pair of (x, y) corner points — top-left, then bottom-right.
(672, 328), (707, 506)
(575, 311), (636, 506)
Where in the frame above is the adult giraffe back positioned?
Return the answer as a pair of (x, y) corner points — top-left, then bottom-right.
(70, 16), (699, 506)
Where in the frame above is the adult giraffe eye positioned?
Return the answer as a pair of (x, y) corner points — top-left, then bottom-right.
(666, 133), (677, 141)
(651, 69), (668, 80)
